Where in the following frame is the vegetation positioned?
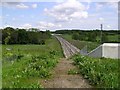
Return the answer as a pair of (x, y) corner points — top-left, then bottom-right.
(2, 27), (51, 45)
(2, 37), (63, 88)
(68, 69), (79, 75)
(1, 28), (119, 88)
(61, 34), (100, 52)
(56, 29), (119, 52)
(72, 54), (118, 88)
(0, 45), (1, 89)
(54, 30), (119, 43)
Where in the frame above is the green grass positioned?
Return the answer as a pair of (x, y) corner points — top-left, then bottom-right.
(72, 55), (118, 88)
(61, 34), (100, 52)
(0, 45), (2, 89)
(107, 35), (118, 42)
(2, 37), (63, 56)
(68, 68), (79, 75)
(2, 36), (63, 88)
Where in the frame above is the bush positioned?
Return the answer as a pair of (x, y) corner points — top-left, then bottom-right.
(3, 53), (59, 88)
(2, 27), (51, 45)
(72, 55), (118, 88)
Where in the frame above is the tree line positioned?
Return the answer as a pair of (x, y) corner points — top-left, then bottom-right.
(54, 30), (120, 43)
(2, 27), (51, 45)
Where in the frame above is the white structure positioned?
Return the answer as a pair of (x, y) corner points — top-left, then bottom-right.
(102, 43), (120, 59)
(87, 43), (120, 59)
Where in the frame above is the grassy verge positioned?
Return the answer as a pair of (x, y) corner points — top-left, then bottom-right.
(0, 45), (2, 89)
(72, 54), (118, 88)
(61, 34), (100, 52)
(2, 36), (63, 88)
(107, 35), (118, 42)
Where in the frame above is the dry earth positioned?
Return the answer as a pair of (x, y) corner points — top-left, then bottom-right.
(40, 58), (92, 88)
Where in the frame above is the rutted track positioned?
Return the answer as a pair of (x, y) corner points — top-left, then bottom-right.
(55, 35), (80, 58)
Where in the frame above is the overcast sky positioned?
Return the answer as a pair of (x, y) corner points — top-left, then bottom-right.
(0, 0), (118, 30)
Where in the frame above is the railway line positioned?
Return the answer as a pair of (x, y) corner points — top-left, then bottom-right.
(54, 35), (80, 58)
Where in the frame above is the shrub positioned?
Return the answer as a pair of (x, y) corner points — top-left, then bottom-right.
(72, 55), (118, 88)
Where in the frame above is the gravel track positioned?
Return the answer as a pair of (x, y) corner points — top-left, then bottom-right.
(55, 35), (80, 58)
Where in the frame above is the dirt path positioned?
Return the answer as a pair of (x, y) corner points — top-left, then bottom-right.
(40, 58), (92, 88)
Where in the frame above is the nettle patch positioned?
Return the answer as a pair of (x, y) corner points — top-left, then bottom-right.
(3, 50), (59, 88)
(72, 55), (118, 88)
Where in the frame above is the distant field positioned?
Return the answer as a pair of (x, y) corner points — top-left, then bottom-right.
(107, 35), (118, 42)
(61, 34), (100, 52)
(2, 37), (63, 88)
(2, 37), (63, 56)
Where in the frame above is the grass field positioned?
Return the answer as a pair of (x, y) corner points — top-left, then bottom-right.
(107, 35), (118, 42)
(0, 45), (2, 89)
(72, 55), (118, 88)
(2, 37), (63, 88)
(61, 34), (100, 52)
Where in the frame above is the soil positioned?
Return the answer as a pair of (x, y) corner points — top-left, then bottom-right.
(40, 58), (92, 88)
